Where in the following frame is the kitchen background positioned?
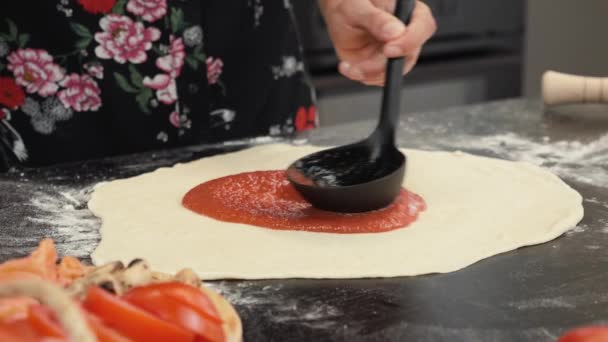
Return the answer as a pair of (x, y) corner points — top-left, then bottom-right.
(292, 0), (608, 127)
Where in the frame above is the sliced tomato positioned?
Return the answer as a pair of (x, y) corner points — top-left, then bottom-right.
(0, 319), (48, 341)
(85, 312), (132, 342)
(558, 326), (608, 342)
(83, 286), (194, 342)
(127, 282), (222, 323)
(28, 303), (132, 342)
(27, 304), (65, 338)
(124, 284), (224, 342)
(0, 327), (27, 342)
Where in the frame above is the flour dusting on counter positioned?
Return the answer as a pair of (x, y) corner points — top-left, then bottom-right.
(509, 297), (575, 310)
(444, 132), (608, 186)
(207, 281), (342, 329)
(27, 188), (99, 257)
(565, 224), (588, 236)
(585, 197), (608, 208)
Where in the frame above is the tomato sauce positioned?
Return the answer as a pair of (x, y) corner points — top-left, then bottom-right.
(182, 171), (425, 234)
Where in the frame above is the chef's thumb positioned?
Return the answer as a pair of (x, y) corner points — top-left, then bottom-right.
(358, 3), (406, 42)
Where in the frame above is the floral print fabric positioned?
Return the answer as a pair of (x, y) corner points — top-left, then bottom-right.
(8, 49), (65, 97)
(0, 0), (316, 170)
(94, 14), (161, 64)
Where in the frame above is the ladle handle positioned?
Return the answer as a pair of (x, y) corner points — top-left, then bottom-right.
(377, 0), (416, 146)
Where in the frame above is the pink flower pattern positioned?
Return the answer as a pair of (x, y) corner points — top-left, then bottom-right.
(143, 74), (177, 105)
(206, 57), (223, 85)
(7, 49), (64, 97)
(126, 0), (167, 23)
(142, 36), (186, 106)
(84, 63), (104, 80)
(58, 74), (102, 112)
(156, 36), (185, 78)
(94, 14), (160, 64)
(169, 110), (180, 128)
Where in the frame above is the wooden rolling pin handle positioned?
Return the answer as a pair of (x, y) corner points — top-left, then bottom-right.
(542, 71), (608, 105)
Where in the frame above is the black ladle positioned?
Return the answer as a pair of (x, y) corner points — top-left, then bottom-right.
(286, 0), (416, 213)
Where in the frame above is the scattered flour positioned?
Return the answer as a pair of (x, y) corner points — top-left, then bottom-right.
(58, 191), (80, 206)
(508, 291), (608, 311)
(207, 281), (342, 328)
(509, 298), (576, 310)
(445, 132), (608, 186)
(27, 188), (99, 256)
(565, 224), (588, 236)
(585, 197), (608, 207)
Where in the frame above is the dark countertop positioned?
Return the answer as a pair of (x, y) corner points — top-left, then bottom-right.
(1, 98), (608, 341)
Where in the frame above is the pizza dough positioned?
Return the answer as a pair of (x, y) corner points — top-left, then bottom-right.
(89, 144), (584, 279)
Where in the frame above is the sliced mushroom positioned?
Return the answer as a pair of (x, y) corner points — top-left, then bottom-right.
(151, 271), (173, 283)
(91, 261), (125, 275)
(127, 258), (144, 268)
(66, 259), (205, 299)
(67, 271), (122, 298)
(115, 259), (153, 292)
(175, 268), (201, 287)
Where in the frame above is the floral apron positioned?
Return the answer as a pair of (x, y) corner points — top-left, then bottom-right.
(0, 0), (317, 170)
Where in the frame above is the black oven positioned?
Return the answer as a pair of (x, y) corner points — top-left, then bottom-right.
(292, 0), (526, 126)
(293, 0), (525, 72)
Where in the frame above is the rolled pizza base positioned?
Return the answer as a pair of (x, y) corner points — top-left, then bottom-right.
(89, 144), (584, 279)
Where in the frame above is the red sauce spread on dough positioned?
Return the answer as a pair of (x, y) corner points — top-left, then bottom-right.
(182, 171), (426, 234)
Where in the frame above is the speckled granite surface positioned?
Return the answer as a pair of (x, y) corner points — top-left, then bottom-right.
(1, 98), (608, 341)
